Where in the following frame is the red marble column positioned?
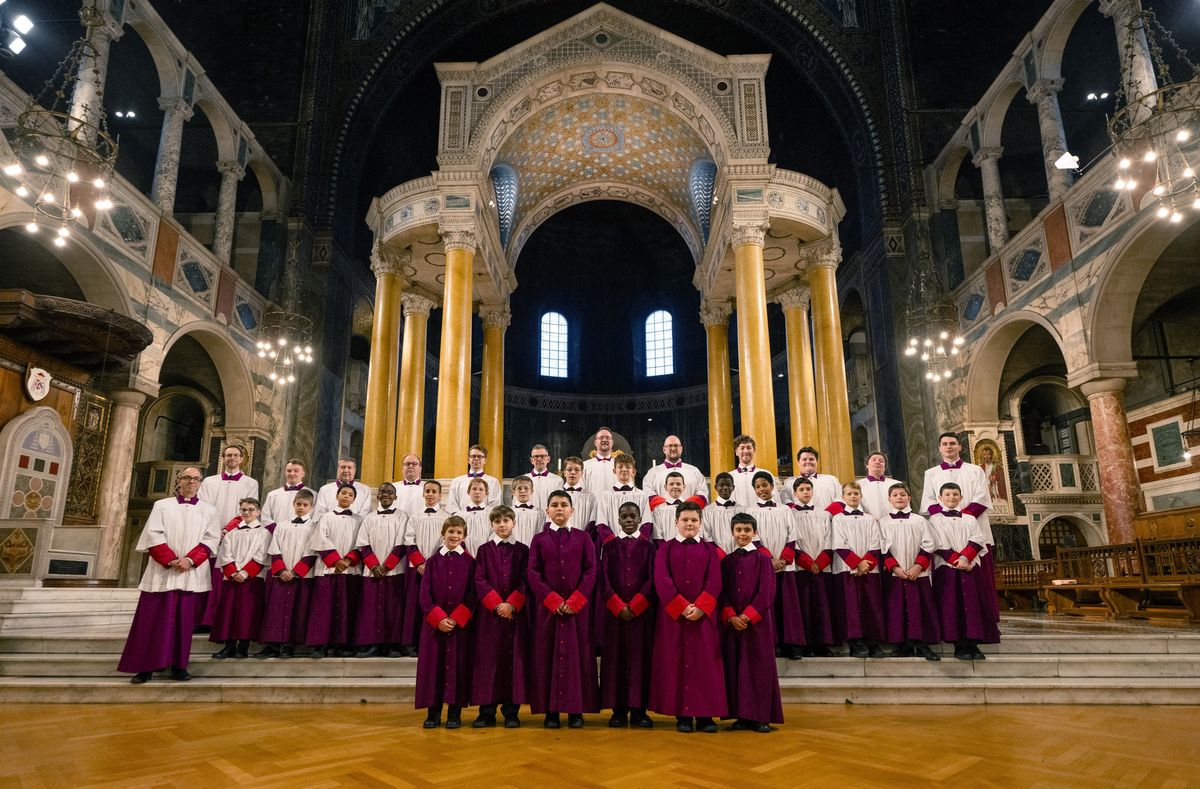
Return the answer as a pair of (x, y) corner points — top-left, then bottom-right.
(1081, 378), (1141, 543)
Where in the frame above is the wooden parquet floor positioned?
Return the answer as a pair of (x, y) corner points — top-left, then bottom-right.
(2, 704), (1199, 788)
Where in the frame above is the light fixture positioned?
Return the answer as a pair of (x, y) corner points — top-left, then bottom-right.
(1054, 152), (1080, 170)
(12, 14), (32, 35)
(1182, 361), (1200, 462)
(904, 218), (964, 386)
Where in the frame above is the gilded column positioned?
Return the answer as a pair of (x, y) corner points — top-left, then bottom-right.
(701, 301), (734, 485)
(95, 388), (150, 580)
(360, 247), (406, 486)
(478, 304), (511, 481)
(395, 292), (435, 472)
(807, 242), (854, 481)
(973, 147), (1009, 253)
(1081, 378), (1141, 543)
(150, 97), (194, 215)
(1026, 78), (1074, 203)
(1099, 0), (1159, 125)
(776, 285), (821, 459)
(433, 229), (476, 479)
(212, 160), (245, 265)
(732, 220), (778, 474)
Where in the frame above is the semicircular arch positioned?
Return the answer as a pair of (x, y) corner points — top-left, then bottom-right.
(966, 310), (1072, 423)
(979, 79), (1027, 150)
(159, 321), (256, 429)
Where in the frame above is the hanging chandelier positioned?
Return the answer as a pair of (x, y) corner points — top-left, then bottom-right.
(903, 222), (965, 383)
(1108, 9), (1199, 223)
(2, 6), (117, 245)
(255, 243), (314, 387)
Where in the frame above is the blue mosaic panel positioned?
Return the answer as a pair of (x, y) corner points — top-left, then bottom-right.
(181, 261), (210, 293)
(688, 159), (716, 242)
(235, 302), (257, 331)
(1081, 190), (1118, 228)
(490, 164), (518, 249)
(963, 293), (985, 321)
(110, 206), (144, 243)
(1012, 249), (1041, 281)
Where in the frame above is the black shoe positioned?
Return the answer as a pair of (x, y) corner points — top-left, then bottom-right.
(253, 646), (280, 659)
(812, 646), (834, 657)
(867, 644), (886, 659)
(954, 646), (974, 660)
(212, 642), (235, 660)
(753, 723), (772, 733)
(608, 709), (628, 728)
(773, 645), (784, 658)
(696, 717), (718, 734)
(891, 644), (914, 658)
(387, 646), (403, 657)
(543, 713), (561, 729)
(730, 719), (752, 731)
(446, 708), (462, 729)
(309, 645), (327, 659)
(916, 644), (941, 662)
(473, 714), (497, 729)
(234, 641), (250, 659)
(169, 667), (192, 682)
(279, 645), (294, 659)
(785, 646), (804, 661)
(401, 645), (418, 657)
(848, 640), (869, 658)
(971, 646), (987, 660)
(334, 648), (354, 658)
(503, 716), (521, 729)
(567, 714), (584, 729)
(357, 645), (382, 658)
(676, 717), (694, 733)
(630, 710), (654, 728)
(423, 716), (441, 728)
(130, 672), (153, 685)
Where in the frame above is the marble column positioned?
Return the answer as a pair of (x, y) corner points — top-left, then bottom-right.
(212, 160), (245, 266)
(95, 388), (149, 581)
(807, 243), (855, 482)
(701, 301), (734, 487)
(395, 292), (435, 473)
(1027, 78), (1074, 203)
(68, 10), (122, 144)
(776, 285), (821, 459)
(1099, 0), (1159, 125)
(433, 229), (476, 479)
(150, 97), (194, 215)
(478, 304), (510, 481)
(731, 220), (778, 475)
(1081, 378), (1141, 543)
(973, 147), (1009, 254)
(360, 248), (406, 487)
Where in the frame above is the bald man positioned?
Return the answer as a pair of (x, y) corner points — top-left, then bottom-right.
(583, 427), (618, 497)
(641, 435), (707, 504)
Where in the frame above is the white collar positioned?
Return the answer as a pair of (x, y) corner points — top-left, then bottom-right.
(891, 508), (913, 515)
(547, 521), (570, 531)
(673, 533), (701, 542)
(439, 544), (465, 555)
(238, 519), (262, 529)
(714, 496), (732, 506)
(615, 528), (640, 539)
(491, 534), (517, 545)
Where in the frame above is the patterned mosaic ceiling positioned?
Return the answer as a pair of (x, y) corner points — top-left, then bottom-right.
(494, 93), (711, 236)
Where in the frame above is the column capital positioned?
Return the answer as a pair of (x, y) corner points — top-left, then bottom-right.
(774, 284), (812, 311)
(1080, 377), (1128, 399)
(370, 245), (410, 278)
(81, 5), (125, 41)
(216, 160), (246, 180)
(401, 292), (436, 317)
(109, 388), (151, 409)
(480, 304), (512, 330)
(157, 96), (195, 119)
(729, 219), (769, 248)
(699, 300), (732, 327)
(802, 240), (842, 271)
(972, 146), (1004, 167)
(1026, 78), (1065, 104)
(1097, 0), (1137, 19)
(440, 228), (478, 254)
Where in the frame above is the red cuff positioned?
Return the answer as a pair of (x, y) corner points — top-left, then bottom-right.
(450, 604), (472, 627)
(948, 551), (962, 564)
(222, 563), (237, 579)
(185, 544), (210, 565)
(664, 594), (689, 620)
(426, 606), (449, 628)
(815, 551), (832, 571)
(695, 591), (718, 617)
(270, 557), (286, 575)
(715, 546), (727, 561)
(606, 594), (627, 617)
(482, 590), (503, 610)
(826, 501), (846, 515)
(628, 593), (650, 616)
(565, 590), (587, 613)
(345, 550), (361, 566)
(292, 558), (313, 578)
(780, 545), (796, 563)
(757, 546), (772, 557)
(362, 551), (380, 570)
(687, 494), (708, 507)
(383, 553), (400, 571)
(743, 605), (763, 625)
(321, 550), (342, 568)
(147, 543), (177, 567)
(884, 556), (900, 571)
(843, 550), (864, 567)
(864, 552), (879, 570)
(648, 495), (666, 511)
(506, 590), (526, 611)
(915, 554), (931, 570)
(963, 502), (987, 517)
(961, 543), (980, 561)
(721, 605), (737, 623)
(543, 592), (565, 612)
(243, 560), (263, 579)
(796, 552), (815, 571)
(408, 549), (426, 567)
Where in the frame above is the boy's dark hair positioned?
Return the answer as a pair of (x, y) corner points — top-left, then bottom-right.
(733, 434), (756, 450)
(293, 489), (315, 503)
(285, 457), (306, 469)
(562, 456), (584, 469)
(888, 482), (910, 495)
(336, 484), (357, 499)
(618, 501), (641, 516)
(467, 476), (490, 491)
(730, 512), (758, 532)
(676, 500), (703, 519)
(614, 455), (636, 468)
(792, 477), (814, 491)
(751, 470), (774, 487)
(939, 482), (962, 494)
(442, 515), (467, 535)
(423, 479), (443, 492)
(796, 446), (819, 461)
(238, 497), (261, 509)
(715, 471), (734, 485)
(665, 471), (685, 482)
(377, 482), (396, 494)
(490, 505), (515, 523)
(547, 490), (573, 506)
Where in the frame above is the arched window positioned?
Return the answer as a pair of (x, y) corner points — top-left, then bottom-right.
(645, 310), (674, 376)
(540, 311), (568, 378)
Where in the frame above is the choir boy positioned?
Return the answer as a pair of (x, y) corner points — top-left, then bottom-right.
(256, 488), (317, 658)
(527, 444), (564, 508)
(315, 458), (371, 519)
(198, 444), (258, 627)
(782, 447), (840, 510)
(750, 471), (805, 661)
(394, 454), (428, 516)
(830, 481), (886, 658)
(878, 483), (941, 661)
(211, 498), (271, 659)
(306, 484), (362, 657)
(583, 427), (618, 497)
(642, 435), (708, 502)
(725, 435), (767, 508)
(508, 476), (546, 546)
(927, 482), (1000, 660)
(648, 472), (706, 542)
(471, 506), (529, 728)
(702, 473), (740, 556)
(596, 455), (647, 539)
(448, 445), (501, 513)
(354, 482), (410, 658)
(856, 452), (902, 518)
(401, 481), (450, 651)
(527, 490), (599, 729)
(456, 477), (495, 556)
(560, 456), (597, 536)
(720, 513), (783, 733)
(261, 458), (308, 525)
(600, 502), (657, 729)
(416, 516), (475, 729)
(119, 467), (220, 684)
(649, 501), (727, 734)
(788, 479), (835, 656)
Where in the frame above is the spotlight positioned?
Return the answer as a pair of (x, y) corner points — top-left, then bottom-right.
(24, 222), (37, 233)
(52, 236), (65, 247)
(3, 33), (26, 56)
(1184, 168), (1195, 179)
(92, 177), (105, 188)
(1144, 150), (1158, 162)
(2, 162), (21, 176)
(1054, 152), (1080, 170)
(57, 227), (69, 237)
(12, 15), (33, 35)
(1177, 129), (1192, 143)
(1170, 211), (1183, 223)
(14, 185), (28, 197)
(34, 154), (48, 167)
(1118, 158), (1131, 169)
(1157, 206), (1170, 218)
(1114, 179), (1127, 190)
(66, 171), (79, 183)
(1153, 185), (1165, 196)
(42, 192), (55, 203)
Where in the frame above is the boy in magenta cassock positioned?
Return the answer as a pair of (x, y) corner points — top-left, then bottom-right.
(415, 515), (475, 729)
(600, 501), (657, 728)
(471, 505), (529, 728)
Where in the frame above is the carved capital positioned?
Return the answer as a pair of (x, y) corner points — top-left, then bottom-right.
(157, 96), (195, 120)
(480, 304), (512, 330)
(1026, 78), (1064, 105)
(401, 292), (436, 318)
(440, 228), (478, 253)
(370, 245), (409, 278)
(699, 300), (732, 328)
(802, 240), (842, 271)
(729, 219), (769, 248)
(216, 160), (246, 180)
(774, 285), (811, 311)
(972, 146), (1003, 167)
(1097, 0), (1137, 20)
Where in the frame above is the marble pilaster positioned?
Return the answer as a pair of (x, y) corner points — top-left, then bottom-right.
(68, 10), (122, 144)
(973, 147), (1009, 253)
(150, 97), (194, 215)
(1027, 79), (1074, 203)
(212, 160), (246, 265)
(1099, 0), (1159, 125)
(1081, 378), (1141, 543)
(478, 304), (511, 481)
(95, 388), (151, 580)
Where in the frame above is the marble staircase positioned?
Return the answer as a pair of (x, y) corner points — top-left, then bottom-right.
(1, 589), (1198, 704)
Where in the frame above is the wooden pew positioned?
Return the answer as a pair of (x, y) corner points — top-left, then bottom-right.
(1044, 543), (1143, 619)
(1133, 536), (1200, 622)
(996, 559), (1055, 611)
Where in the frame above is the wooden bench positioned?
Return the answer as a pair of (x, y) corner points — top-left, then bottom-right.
(996, 559), (1056, 611)
(1043, 543), (1144, 619)
(1130, 536), (1200, 621)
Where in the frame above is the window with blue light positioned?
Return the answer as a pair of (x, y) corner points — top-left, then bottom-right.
(540, 312), (568, 378)
(645, 310), (674, 376)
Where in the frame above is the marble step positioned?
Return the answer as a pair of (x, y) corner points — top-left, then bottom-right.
(1, 676), (1198, 705)
(3, 653), (1200, 680)
(0, 600), (138, 615)
(0, 613), (141, 635)
(0, 589), (139, 603)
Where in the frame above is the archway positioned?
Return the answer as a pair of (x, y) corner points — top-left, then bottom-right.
(137, 388), (212, 464)
(158, 322), (256, 430)
(1037, 516), (1088, 557)
(0, 221), (130, 316)
(966, 312), (1072, 424)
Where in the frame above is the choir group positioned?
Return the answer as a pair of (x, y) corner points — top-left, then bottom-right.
(117, 428), (1001, 733)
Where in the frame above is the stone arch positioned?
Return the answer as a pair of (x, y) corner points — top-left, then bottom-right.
(978, 79), (1026, 150)
(966, 311), (1072, 423)
(137, 385), (218, 464)
(158, 321), (256, 429)
(936, 145), (973, 207)
(122, 14), (183, 100)
(0, 210), (132, 317)
(245, 158), (280, 216)
(1034, 514), (1104, 557)
(1037, 0), (1095, 81)
(191, 98), (238, 163)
